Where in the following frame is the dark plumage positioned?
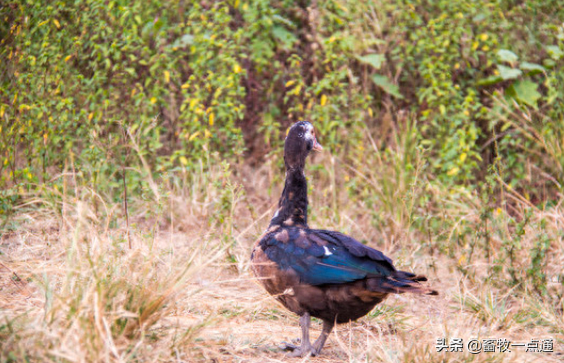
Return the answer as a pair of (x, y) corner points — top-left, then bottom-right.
(251, 121), (437, 357)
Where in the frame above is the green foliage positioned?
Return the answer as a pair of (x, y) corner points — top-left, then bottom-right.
(360, 0), (564, 186)
(2, 0), (564, 225)
(386, 0), (502, 183)
(0, 0), (375, 210)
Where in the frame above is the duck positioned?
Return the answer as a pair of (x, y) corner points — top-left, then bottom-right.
(251, 121), (438, 357)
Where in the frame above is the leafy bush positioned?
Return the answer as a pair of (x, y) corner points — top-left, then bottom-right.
(1, 0), (563, 207)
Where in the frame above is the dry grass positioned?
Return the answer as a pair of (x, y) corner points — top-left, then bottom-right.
(1, 141), (563, 362)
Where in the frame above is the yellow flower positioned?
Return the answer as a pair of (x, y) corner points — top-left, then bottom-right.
(458, 255), (466, 265)
(447, 167), (459, 176)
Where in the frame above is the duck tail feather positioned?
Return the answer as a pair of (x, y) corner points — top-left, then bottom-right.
(367, 272), (438, 296)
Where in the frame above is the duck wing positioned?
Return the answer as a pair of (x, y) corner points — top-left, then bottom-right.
(261, 228), (397, 286)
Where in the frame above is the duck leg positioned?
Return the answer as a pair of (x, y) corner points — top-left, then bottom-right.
(281, 312), (314, 357)
(312, 320), (334, 356)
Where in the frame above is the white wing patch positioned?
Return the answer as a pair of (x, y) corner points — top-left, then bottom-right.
(283, 288), (294, 295)
(323, 246), (333, 256)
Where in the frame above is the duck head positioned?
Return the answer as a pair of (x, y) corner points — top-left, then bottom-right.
(284, 121), (323, 170)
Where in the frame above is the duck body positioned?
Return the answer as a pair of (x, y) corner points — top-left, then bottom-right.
(253, 226), (393, 324)
(251, 121), (437, 357)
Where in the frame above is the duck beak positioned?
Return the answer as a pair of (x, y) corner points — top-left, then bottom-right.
(312, 136), (323, 152)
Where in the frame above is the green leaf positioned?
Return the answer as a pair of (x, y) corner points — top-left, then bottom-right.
(272, 15), (295, 28)
(272, 26), (298, 49)
(546, 45), (563, 60)
(543, 58), (556, 69)
(520, 62), (546, 74)
(497, 65), (522, 80)
(477, 75), (502, 86)
(171, 34), (194, 48)
(371, 75), (403, 99)
(356, 54), (385, 69)
(497, 49), (518, 64)
(507, 80), (541, 108)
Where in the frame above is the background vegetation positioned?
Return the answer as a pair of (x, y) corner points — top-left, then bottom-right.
(1, 0), (563, 362)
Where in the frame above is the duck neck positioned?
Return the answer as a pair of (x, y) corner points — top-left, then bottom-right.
(269, 167), (308, 228)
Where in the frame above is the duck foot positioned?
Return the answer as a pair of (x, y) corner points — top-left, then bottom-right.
(279, 313), (329, 357)
(280, 340), (316, 356)
(281, 343), (314, 358)
(279, 340), (300, 351)
(280, 338), (317, 357)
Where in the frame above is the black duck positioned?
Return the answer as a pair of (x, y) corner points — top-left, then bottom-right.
(251, 121), (437, 357)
